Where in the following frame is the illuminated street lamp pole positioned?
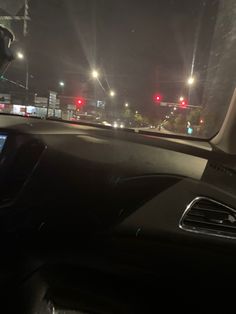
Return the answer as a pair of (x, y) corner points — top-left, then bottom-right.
(59, 81), (65, 94)
(187, 77), (195, 105)
(91, 70), (100, 104)
(17, 51), (29, 91)
(17, 51), (29, 105)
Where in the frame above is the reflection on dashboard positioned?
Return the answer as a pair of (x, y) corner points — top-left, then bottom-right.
(0, 135), (7, 153)
(37, 300), (94, 314)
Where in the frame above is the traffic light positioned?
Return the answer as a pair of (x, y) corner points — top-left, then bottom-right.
(75, 97), (85, 108)
(180, 100), (187, 109)
(154, 94), (162, 104)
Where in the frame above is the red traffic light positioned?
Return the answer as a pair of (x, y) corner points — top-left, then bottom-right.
(75, 97), (85, 108)
(180, 100), (187, 109)
(154, 94), (162, 103)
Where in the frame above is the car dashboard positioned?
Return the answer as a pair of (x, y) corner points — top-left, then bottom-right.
(1, 115), (236, 313)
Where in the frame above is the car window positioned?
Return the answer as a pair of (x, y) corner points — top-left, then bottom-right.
(0, 0), (235, 138)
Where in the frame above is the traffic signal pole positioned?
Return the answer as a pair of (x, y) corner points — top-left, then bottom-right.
(159, 102), (202, 109)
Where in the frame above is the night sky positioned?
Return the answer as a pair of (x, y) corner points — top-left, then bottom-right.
(5, 0), (218, 113)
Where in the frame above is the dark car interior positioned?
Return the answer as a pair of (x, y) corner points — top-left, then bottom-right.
(1, 110), (236, 313)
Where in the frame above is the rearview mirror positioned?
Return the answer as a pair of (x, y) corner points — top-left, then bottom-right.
(0, 25), (14, 75)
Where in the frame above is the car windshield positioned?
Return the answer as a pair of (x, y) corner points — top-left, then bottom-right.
(0, 0), (235, 138)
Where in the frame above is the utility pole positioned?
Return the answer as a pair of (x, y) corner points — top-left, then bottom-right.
(23, 0), (30, 105)
(23, 0), (30, 37)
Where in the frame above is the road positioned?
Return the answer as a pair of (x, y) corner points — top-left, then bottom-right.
(135, 126), (172, 134)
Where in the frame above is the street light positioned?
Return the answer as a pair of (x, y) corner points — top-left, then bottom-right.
(125, 103), (129, 108)
(92, 70), (99, 79)
(17, 51), (24, 60)
(187, 77), (195, 85)
(179, 96), (184, 102)
(110, 90), (115, 97)
(59, 81), (65, 95)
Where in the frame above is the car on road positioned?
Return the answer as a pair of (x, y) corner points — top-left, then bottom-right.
(113, 120), (125, 128)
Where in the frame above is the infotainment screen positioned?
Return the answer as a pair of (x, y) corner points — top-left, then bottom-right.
(0, 135), (7, 153)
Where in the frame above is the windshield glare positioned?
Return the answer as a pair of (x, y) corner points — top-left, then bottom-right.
(0, 0), (235, 138)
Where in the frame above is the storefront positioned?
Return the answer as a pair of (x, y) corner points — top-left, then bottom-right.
(12, 104), (26, 116)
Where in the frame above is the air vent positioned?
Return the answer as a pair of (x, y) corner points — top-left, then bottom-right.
(179, 197), (236, 239)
